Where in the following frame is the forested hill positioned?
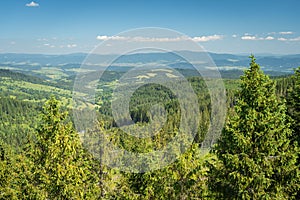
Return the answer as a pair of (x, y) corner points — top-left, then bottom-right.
(0, 69), (48, 85)
(0, 59), (299, 199)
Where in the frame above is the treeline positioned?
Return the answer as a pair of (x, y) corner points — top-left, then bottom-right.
(0, 96), (40, 150)
(0, 69), (73, 91)
(0, 57), (299, 199)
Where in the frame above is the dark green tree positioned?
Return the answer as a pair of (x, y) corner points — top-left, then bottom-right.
(208, 56), (299, 199)
(286, 67), (300, 145)
(286, 67), (300, 198)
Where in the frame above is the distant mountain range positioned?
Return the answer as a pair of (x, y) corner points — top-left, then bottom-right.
(0, 52), (299, 78)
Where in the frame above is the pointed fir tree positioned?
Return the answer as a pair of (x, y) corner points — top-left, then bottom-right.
(286, 67), (300, 146)
(208, 56), (299, 199)
(31, 96), (100, 199)
(286, 67), (300, 199)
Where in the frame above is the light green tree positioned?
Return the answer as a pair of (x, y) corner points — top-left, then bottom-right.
(124, 143), (209, 200)
(31, 96), (100, 199)
(0, 140), (17, 199)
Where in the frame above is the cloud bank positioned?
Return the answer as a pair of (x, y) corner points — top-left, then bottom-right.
(96, 35), (223, 42)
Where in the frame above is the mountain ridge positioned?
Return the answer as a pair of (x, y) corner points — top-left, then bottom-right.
(0, 52), (299, 76)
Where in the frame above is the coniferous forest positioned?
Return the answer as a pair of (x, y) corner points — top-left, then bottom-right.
(0, 56), (299, 199)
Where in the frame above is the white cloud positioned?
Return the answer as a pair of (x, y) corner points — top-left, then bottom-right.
(133, 36), (185, 42)
(232, 34), (238, 38)
(278, 37), (288, 41)
(192, 35), (223, 42)
(96, 35), (127, 41)
(96, 35), (184, 42)
(279, 31), (293, 35)
(241, 35), (275, 41)
(277, 37), (300, 42)
(241, 35), (257, 40)
(43, 44), (55, 48)
(26, 1), (39, 7)
(289, 37), (300, 41)
(96, 35), (223, 42)
(67, 44), (77, 48)
(265, 36), (275, 40)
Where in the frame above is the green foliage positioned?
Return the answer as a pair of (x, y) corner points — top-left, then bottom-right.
(82, 121), (137, 199)
(124, 145), (210, 199)
(0, 139), (44, 199)
(29, 96), (100, 199)
(286, 67), (300, 144)
(0, 96), (39, 150)
(208, 56), (299, 199)
(1, 62), (299, 199)
(0, 140), (15, 199)
(286, 67), (300, 198)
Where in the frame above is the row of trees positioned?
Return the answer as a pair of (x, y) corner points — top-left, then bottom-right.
(0, 57), (299, 199)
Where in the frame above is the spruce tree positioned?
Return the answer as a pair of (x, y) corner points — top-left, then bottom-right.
(286, 67), (300, 145)
(286, 67), (300, 198)
(31, 97), (100, 199)
(208, 56), (299, 199)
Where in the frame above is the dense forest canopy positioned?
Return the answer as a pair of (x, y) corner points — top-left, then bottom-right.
(0, 57), (299, 199)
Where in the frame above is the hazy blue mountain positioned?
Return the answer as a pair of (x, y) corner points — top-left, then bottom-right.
(0, 52), (299, 77)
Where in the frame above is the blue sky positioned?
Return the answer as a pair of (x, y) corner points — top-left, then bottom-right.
(0, 0), (300, 54)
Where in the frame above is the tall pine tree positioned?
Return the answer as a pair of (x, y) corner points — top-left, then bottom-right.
(208, 56), (299, 199)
